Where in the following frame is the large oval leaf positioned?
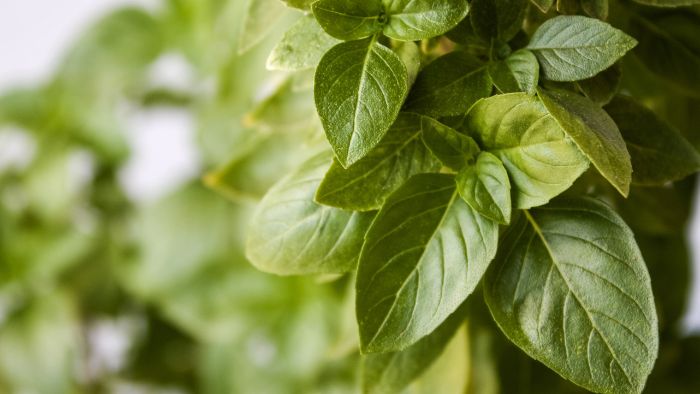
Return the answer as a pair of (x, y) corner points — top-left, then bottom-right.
(464, 93), (589, 209)
(247, 151), (375, 275)
(527, 15), (637, 81)
(356, 173), (498, 353)
(538, 88), (632, 196)
(315, 38), (409, 167)
(315, 113), (442, 211)
(484, 197), (658, 394)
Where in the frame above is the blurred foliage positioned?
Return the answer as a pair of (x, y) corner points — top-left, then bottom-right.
(0, 0), (698, 393)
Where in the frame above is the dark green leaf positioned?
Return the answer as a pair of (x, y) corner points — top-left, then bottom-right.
(527, 16), (637, 82)
(267, 15), (340, 71)
(315, 113), (442, 211)
(489, 49), (540, 95)
(383, 0), (470, 41)
(315, 37), (409, 167)
(575, 63), (621, 106)
(605, 96), (700, 186)
(465, 93), (590, 209)
(247, 151), (376, 275)
(312, 0), (385, 41)
(362, 304), (466, 394)
(538, 88), (632, 196)
(484, 197), (658, 394)
(405, 52), (492, 118)
(421, 116), (481, 170)
(581, 0), (608, 20)
(469, 0), (528, 43)
(457, 152), (512, 224)
(356, 173), (498, 353)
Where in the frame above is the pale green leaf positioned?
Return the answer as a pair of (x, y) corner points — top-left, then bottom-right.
(239, 0), (289, 54)
(420, 115), (481, 170)
(356, 173), (499, 353)
(247, 151), (375, 275)
(394, 41), (421, 88)
(469, 0), (528, 43)
(315, 113), (442, 211)
(489, 49), (539, 95)
(405, 51), (492, 118)
(315, 37), (409, 167)
(604, 95), (700, 186)
(281, 0), (316, 10)
(538, 88), (632, 196)
(267, 15), (340, 71)
(527, 15), (637, 82)
(362, 304), (466, 394)
(530, 0), (555, 12)
(312, 0), (385, 41)
(464, 93), (589, 209)
(456, 152), (512, 224)
(484, 197), (658, 394)
(383, 0), (469, 41)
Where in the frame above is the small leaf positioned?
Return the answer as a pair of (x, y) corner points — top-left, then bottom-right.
(575, 62), (621, 106)
(405, 51), (492, 118)
(356, 173), (498, 353)
(530, 0), (555, 12)
(489, 49), (539, 95)
(315, 37), (409, 167)
(457, 152), (512, 224)
(267, 15), (340, 71)
(469, 0), (528, 43)
(383, 0), (469, 41)
(362, 304), (467, 394)
(312, 0), (385, 41)
(238, 0), (289, 54)
(484, 197), (658, 394)
(315, 113), (442, 211)
(421, 116), (481, 171)
(538, 88), (632, 196)
(393, 41), (421, 88)
(527, 15), (637, 81)
(247, 151), (376, 275)
(605, 95), (700, 185)
(581, 0), (609, 20)
(464, 93), (589, 209)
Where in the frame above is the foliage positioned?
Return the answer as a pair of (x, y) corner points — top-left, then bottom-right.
(1, 0), (700, 393)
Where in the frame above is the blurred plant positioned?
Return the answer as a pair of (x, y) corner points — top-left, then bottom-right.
(0, 0), (699, 393)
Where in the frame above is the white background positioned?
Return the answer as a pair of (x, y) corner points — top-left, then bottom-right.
(1, 0), (699, 332)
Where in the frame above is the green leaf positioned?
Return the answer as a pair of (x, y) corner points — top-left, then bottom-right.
(239, 0), (289, 54)
(469, 0), (528, 43)
(247, 151), (376, 275)
(581, 0), (608, 20)
(421, 116), (481, 171)
(629, 13), (700, 97)
(456, 152), (512, 224)
(356, 173), (499, 353)
(484, 197), (658, 394)
(575, 62), (621, 106)
(527, 15), (637, 82)
(489, 49), (539, 95)
(383, 0), (470, 41)
(405, 52), (492, 118)
(315, 113), (442, 211)
(464, 93), (589, 209)
(604, 96), (700, 186)
(267, 15), (340, 71)
(362, 304), (466, 394)
(315, 37), (409, 167)
(312, 0), (385, 41)
(394, 41), (421, 88)
(538, 88), (632, 196)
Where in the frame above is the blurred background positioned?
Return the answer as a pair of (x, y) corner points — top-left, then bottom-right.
(0, 0), (699, 393)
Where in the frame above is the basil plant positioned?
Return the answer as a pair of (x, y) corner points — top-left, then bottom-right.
(240, 0), (700, 393)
